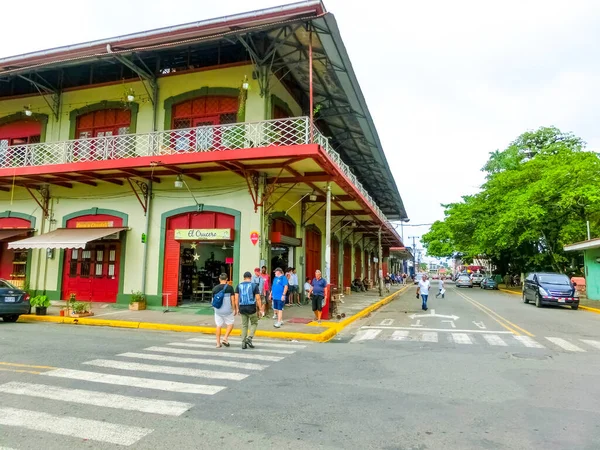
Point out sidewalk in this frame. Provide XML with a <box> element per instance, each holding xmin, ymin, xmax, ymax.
<box><xmin>18</xmin><ymin>285</ymin><xmax>410</xmax><ymax>342</ymax></box>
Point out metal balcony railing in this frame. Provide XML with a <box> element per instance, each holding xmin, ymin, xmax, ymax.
<box><xmin>0</xmin><ymin>116</ymin><xmax>391</xmax><ymax>226</ymax></box>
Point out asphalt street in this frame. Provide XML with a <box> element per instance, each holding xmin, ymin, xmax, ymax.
<box><xmin>1</xmin><ymin>282</ymin><xmax>599</xmax><ymax>449</ymax></box>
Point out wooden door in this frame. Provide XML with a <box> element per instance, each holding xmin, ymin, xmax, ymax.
<box><xmin>305</xmin><ymin>228</ymin><xmax>321</xmax><ymax>281</ymax></box>
<box><xmin>354</xmin><ymin>246</ymin><xmax>362</xmax><ymax>279</ymax></box>
<box><xmin>330</xmin><ymin>238</ymin><xmax>339</xmax><ymax>288</ymax></box>
<box><xmin>343</xmin><ymin>242</ymin><xmax>352</xmax><ymax>289</ymax></box>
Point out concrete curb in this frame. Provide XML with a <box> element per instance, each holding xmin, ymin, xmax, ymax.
<box><xmin>17</xmin><ymin>286</ymin><xmax>410</xmax><ymax>342</ymax></box>
<box><xmin>580</xmin><ymin>305</ymin><xmax>600</xmax><ymax>314</ymax></box>
<box><xmin>499</xmin><ymin>288</ymin><xmax>521</xmax><ymax>296</ymax></box>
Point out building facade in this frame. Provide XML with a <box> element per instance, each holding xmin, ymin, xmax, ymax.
<box><xmin>0</xmin><ymin>1</ymin><xmax>407</xmax><ymax>307</ymax></box>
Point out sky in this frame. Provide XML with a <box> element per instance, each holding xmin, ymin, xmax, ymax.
<box><xmin>1</xmin><ymin>0</ymin><xmax>599</xmax><ymax>253</ymax></box>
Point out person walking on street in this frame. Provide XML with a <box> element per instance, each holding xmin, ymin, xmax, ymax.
<box><xmin>212</xmin><ymin>273</ymin><xmax>236</xmax><ymax>348</ymax></box>
<box><xmin>260</xmin><ymin>266</ymin><xmax>271</xmax><ymax>319</ymax></box>
<box><xmin>436</xmin><ymin>277</ymin><xmax>445</xmax><ymax>299</ymax></box>
<box><xmin>309</xmin><ymin>269</ymin><xmax>327</xmax><ymax>324</ymax></box>
<box><xmin>270</xmin><ymin>267</ymin><xmax>288</xmax><ymax>328</ymax></box>
<box><xmin>236</xmin><ymin>271</ymin><xmax>262</xmax><ymax>349</ymax></box>
<box><xmin>290</xmin><ymin>268</ymin><xmax>301</xmax><ymax>306</ymax></box>
<box><xmin>417</xmin><ymin>274</ymin><xmax>431</xmax><ymax>311</ymax></box>
<box><xmin>252</xmin><ymin>267</ymin><xmax>266</xmax><ymax>318</ymax></box>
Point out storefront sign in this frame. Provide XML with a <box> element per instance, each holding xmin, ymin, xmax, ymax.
<box><xmin>225</xmin><ymin>257</ymin><xmax>234</xmax><ymax>264</ymax></box>
<box><xmin>76</xmin><ymin>221</ymin><xmax>114</xmax><ymax>228</ymax></box>
<box><xmin>250</xmin><ymin>231</ymin><xmax>260</xmax><ymax>246</ymax></box>
<box><xmin>174</xmin><ymin>228</ymin><xmax>233</xmax><ymax>241</ymax></box>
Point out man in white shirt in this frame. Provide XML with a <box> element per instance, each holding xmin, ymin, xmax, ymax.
<box><xmin>417</xmin><ymin>274</ymin><xmax>431</xmax><ymax>311</ymax></box>
<box><xmin>436</xmin><ymin>277</ymin><xmax>445</xmax><ymax>299</ymax></box>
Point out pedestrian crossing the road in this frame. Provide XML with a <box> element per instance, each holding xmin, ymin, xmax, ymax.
<box><xmin>0</xmin><ymin>336</ymin><xmax>308</xmax><ymax>447</ymax></box>
<box><xmin>348</xmin><ymin>327</ymin><xmax>600</xmax><ymax>354</ymax></box>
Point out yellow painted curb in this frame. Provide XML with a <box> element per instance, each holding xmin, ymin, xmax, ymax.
<box><xmin>580</xmin><ymin>305</ymin><xmax>600</xmax><ymax>314</ymax></box>
<box><xmin>16</xmin><ymin>287</ymin><xmax>409</xmax><ymax>343</ymax></box>
<box><xmin>499</xmin><ymin>288</ymin><xmax>521</xmax><ymax>296</ymax></box>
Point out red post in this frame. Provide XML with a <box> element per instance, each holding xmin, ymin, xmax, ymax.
<box><xmin>322</xmin><ymin>283</ymin><xmax>331</xmax><ymax>320</ymax></box>
<box><xmin>309</xmin><ymin>27</ymin><xmax>314</xmax><ymax>143</ymax></box>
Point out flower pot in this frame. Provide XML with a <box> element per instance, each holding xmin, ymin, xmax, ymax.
<box><xmin>59</xmin><ymin>309</ymin><xmax>65</xmax><ymax>317</ymax></box>
<box><xmin>70</xmin><ymin>311</ymin><xmax>94</xmax><ymax>318</ymax></box>
<box><xmin>129</xmin><ymin>302</ymin><xmax>146</xmax><ymax>311</ymax></box>
<box><xmin>35</xmin><ymin>307</ymin><xmax>47</xmax><ymax>316</ymax></box>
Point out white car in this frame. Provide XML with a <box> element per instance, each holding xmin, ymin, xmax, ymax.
<box><xmin>471</xmin><ymin>273</ymin><xmax>484</xmax><ymax>285</ymax></box>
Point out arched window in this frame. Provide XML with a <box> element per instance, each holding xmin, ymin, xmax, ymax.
<box><xmin>171</xmin><ymin>96</ymin><xmax>238</xmax><ymax>129</ymax></box>
<box><xmin>76</xmin><ymin>109</ymin><xmax>131</xmax><ymax>139</ymax></box>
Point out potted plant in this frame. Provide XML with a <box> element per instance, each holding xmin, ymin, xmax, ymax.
<box><xmin>70</xmin><ymin>301</ymin><xmax>94</xmax><ymax>318</ymax></box>
<box><xmin>30</xmin><ymin>295</ymin><xmax>50</xmax><ymax>316</ymax></box>
<box><xmin>129</xmin><ymin>291</ymin><xmax>146</xmax><ymax>311</ymax></box>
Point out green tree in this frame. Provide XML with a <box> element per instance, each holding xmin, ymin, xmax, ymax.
<box><xmin>422</xmin><ymin>126</ymin><xmax>600</xmax><ymax>274</ymax></box>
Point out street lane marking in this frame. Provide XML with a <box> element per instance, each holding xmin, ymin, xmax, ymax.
<box><xmin>187</xmin><ymin>337</ymin><xmax>306</xmax><ymax>349</ymax></box>
<box><xmin>167</xmin><ymin>342</ymin><xmax>295</xmax><ymax>355</ymax></box>
<box><xmin>580</xmin><ymin>339</ymin><xmax>600</xmax><ymax>350</ymax></box>
<box><xmin>482</xmin><ymin>334</ymin><xmax>508</xmax><ymax>346</ymax></box>
<box><xmin>83</xmin><ymin>359</ymin><xmax>248</xmax><ymax>381</ymax></box>
<box><xmin>390</xmin><ymin>330</ymin><xmax>410</xmax><ymax>341</ymax></box>
<box><xmin>454</xmin><ymin>289</ymin><xmax>532</xmax><ymax>336</ymax></box>
<box><xmin>0</xmin><ymin>368</ymin><xmax>41</xmax><ymax>375</ymax></box>
<box><xmin>451</xmin><ymin>333</ymin><xmax>473</xmax><ymax>345</ymax></box>
<box><xmin>416</xmin><ymin>332</ymin><xmax>438</xmax><ymax>343</ymax></box>
<box><xmin>349</xmin><ymin>329</ymin><xmax>381</xmax><ymax>342</ymax></box>
<box><xmin>144</xmin><ymin>346</ymin><xmax>284</xmax><ymax>362</ymax></box>
<box><xmin>0</xmin><ymin>406</ymin><xmax>152</xmax><ymax>446</ymax></box>
<box><xmin>0</xmin><ymin>382</ymin><xmax>193</xmax><ymax>416</ymax></box>
<box><xmin>380</xmin><ymin>319</ymin><xmax>394</xmax><ymax>326</ymax></box>
<box><xmin>546</xmin><ymin>338</ymin><xmax>586</xmax><ymax>352</ymax></box>
<box><xmin>361</xmin><ymin>326</ymin><xmax>513</xmax><ymax>334</ymax></box>
<box><xmin>0</xmin><ymin>361</ymin><xmax>55</xmax><ymax>370</ymax></box>
<box><xmin>43</xmin><ymin>368</ymin><xmax>225</xmax><ymax>395</ymax></box>
<box><xmin>514</xmin><ymin>336</ymin><xmax>545</xmax><ymax>348</ymax></box>
<box><xmin>118</xmin><ymin>352</ymin><xmax>268</xmax><ymax>371</ymax></box>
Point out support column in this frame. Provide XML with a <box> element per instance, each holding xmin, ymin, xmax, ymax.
<box><xmin>323</xmin><ymin>183</ymin><xmax>332</xmax><ymax>319</ymax></box>
<box><xmin>378</xmin><ymin>227</ymin><xmax>384</xmax><ymax>296</ymax></box>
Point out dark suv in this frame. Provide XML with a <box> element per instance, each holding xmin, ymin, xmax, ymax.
<box><xmin>522</xmin><ymin>272</ymin><xmax>579</xmax><ymax>310</ymax></box>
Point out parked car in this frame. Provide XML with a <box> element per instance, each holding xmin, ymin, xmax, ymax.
<box><xmin>0</xmin><ymin>279</ymin><xmax>30</xmax><ymax>322</ymax></box>
<box><xmin>456</xmin><ymin>275</ymin><xmax>473</xmax><ymax>288</ymax></box>
<box><xmin>471</xmin><ymin>273</ymin><xmax>484</xmax><ymax>285</ymax></box>
<box><xmin>522</xmin><ymin>272</ymin><xmax>579</xmax><ymax>310</ymax></box>
<box><xmin>480</xmin><ymin>277</ymin><xmax>498</xmax><ymax>290</ymax></box>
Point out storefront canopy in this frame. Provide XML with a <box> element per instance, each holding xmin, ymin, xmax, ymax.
<box><xmin>0</xmin><ymin>229</ymin><xmax>34</xmax><ymax>242</ymax></box>
<box><xmin>8</xmin><ymin>227</ymin><xmax>128</xmax><ymax>250</ymax></box>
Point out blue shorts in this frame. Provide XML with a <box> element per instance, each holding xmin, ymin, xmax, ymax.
<box><xmin>273</xmin><ymin>299</ymin><xmax>285</xmax><ymax>311</ymax></box>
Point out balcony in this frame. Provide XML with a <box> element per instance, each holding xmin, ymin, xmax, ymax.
<box><xmin>0</xmin><ymin>116</ymin><xmax>389</xmax><ymax>225</ymax></box>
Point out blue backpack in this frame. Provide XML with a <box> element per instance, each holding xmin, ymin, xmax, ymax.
<box><xmin>212</xmin><ymin>284</ymin><xmax>227</xmax><ymax>309</ymax></box>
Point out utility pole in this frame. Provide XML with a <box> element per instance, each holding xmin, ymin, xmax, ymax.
<box><xmin>378</xmin><ymin>227</ymin><xmax>383</xmax><ymax>296</ymax></box>
<box><xmin>410</xmin><ymin>236</ymin><xmax>418</xmax><ymax>276</ymax></box>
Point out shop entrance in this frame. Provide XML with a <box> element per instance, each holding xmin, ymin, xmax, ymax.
<box><xmin>269</xmin><ymin>216</ymin><xmax>300</xmax><ymax>280</ymax></box>
<box><xmin>163</xmin><ymin>211</ymin><xmax>236</xmax><ymax>306</ymax></box>
<box><xmin>179</xmin><ymin>241</ymin><xmax>233</xmax><ymax>303</ymax></box>
<box><xmin>0</xmin><ymin>217</ymin><xmax>33</xmax><ymax>289</ymax></box>
<box><xmin>60</xmin><ymin>214</ymin><xmax>125</xmax><ymax>302</ymax></box>
<box><xmin>270</xmin><ymin>245</ymin><xmax>293</xmax><ymax>274</ymax></box>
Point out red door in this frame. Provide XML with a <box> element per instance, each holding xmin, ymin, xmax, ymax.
<box><xmin>343</xmin><ymin>242</ymin><xmax>352</xmax><ymax>289</ymax></box>
<box><xmin>330</xmin><ymin>238</ymin><xmax>339</xmax><ymax>288</ymax></box>
<box><xmin>354</xmin><ymin>246</ymin><xmax>362</xmax><ymax>279</ymax></box>
<box><xmin>62</xmin><ymin>243</ymin><xmax>120</xmax><ymax>302</ymax></box>
<box><xmin>305</xmin><ymin>228</ymin><xmax>321</xmax><ymax>281</ymax></box>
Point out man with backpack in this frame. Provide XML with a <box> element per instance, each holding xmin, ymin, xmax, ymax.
<box><xmin>212</xmin><ymin>273</ymin><xmax>236</xmax><ymax>348</ymax></box>
<box><xmin>236</xmin><ymin>271</ymin><xmax>263</xmax><ymax>349</ymax></box>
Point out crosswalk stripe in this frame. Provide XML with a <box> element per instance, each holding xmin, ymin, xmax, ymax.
<box><xmin>580</xmin><ymin>339</ymin><xmax>600</xmax><ymax>350</ymax></box>
<box><xmin>546</xmin><ymin>337</ymin><xmax>586</xmax><ymax>352</ymax></box>
<box><xmin>390</xmin><ymin>330</ymin><xmax>410</xmax><ymax>341</ymax></box>
<box><xmin>83</xmin><ymin>359</ymin><xmax>248</xmax><ymax>381</ymax></box>
<box><xmin>168</xmin><ymin>342</ymin><xmax>295</xmax><ymax>355</ymax></box>
<box><xmin>417</xmin><ymin>332</ymin><xmax>438</xmax><ymax>343</ymax></box>
<box><xmin>482</xmin><ymin>334</ymin><xmax>508</xmax><ymax>346</ymax></box>
<box><xmin>451</xmin><ymin>333</ymin><xmax>473</xmax><ymax>345</ymax></box>
<box><xmin>43</xmin><ymin>368</ymin><xmax>225</xmax><ymax>395</ymax></box>
<box><xmin>514</xmin><ymin>336</ymin><xmax>545</xmax><ymax>348</ymax></box>
<box><xmin>349</xmin><ymin>329</ymin><xmax>381</xmax><ymax>342</ymax></box>
<box><xmin>187</xmin><ymin>337</ymin><xmax>306</xmax><ymax>350</ymax></box>
<box><xmin>0</xmin><ymin>406</ymin><xmax>152</xmax><ymax>446</ymax></box>
<box><xmin>118</xmin><ymin>352</ymin><xmax>268</xmax><ymax>371</ymax></box>
<box><xmin>144</xmin><ymin>346</ymin><xmax>284</xmax><ymax>362</ymax></box>
<box><xmin>380</xmin><ymin>319</ymin><xmax>394</xmax><ymax>326</ymax></box>
<box><xmin>0</xmin><ymin>382</ymin><xmax>193</xmax><ymax>416</ymax></box>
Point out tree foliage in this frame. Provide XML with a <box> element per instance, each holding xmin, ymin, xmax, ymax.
<box><xmin>422</xmin><ymin>126</ymin><xmax>600</xmax><ymax>274</ymax></box>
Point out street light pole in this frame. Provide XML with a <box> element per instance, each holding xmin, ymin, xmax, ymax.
<box><xmin>378</xmin><ymin>227</ymin><xmax>383</xmax><ymax>297</ymax></box>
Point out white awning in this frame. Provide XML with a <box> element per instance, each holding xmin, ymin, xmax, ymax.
<box><xmin>0</xmin><ymin>229</ymin><xmax>33</xmax><ymax>242</ymax></box>
<box><xmin>564</xmin><ymin>237</ymin><xmax>600</xmax><ymax>252</ymax></box>
<box><xmin>8</xmin><ymin>227</ymin><xmax>128</xmax><ymax>250</ymax></box>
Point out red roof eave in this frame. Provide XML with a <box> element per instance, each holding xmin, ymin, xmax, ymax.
<box><xmin>0</xmin><ymin>1</ymin><xmax>325</xmax><ymax>71</ymax></box>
